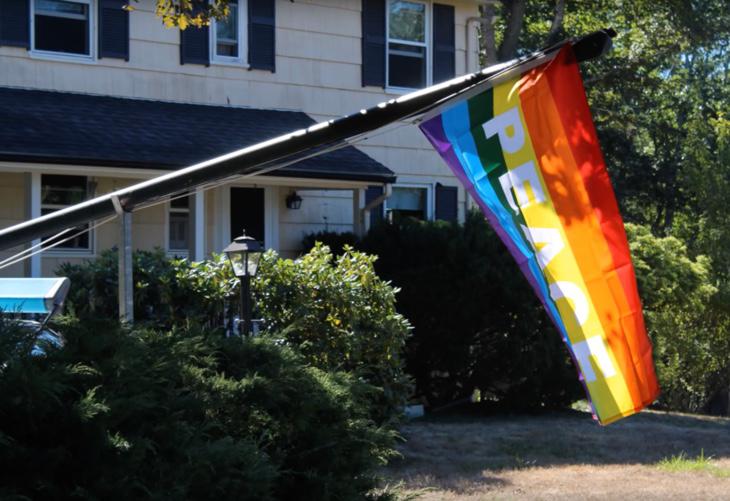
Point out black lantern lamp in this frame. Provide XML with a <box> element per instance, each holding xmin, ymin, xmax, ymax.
<box><xmin>223</xmin><ymin>230</ymin><xmax>263</xmax><ymax>335</ymax></box>
<box><xmin>285</xmin><ymin>191</ymin><xmax>303</xmax><ymax>210</ymax></box>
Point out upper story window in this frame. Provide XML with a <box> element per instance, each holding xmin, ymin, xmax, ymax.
<box><xmin>211</xmin><ymin>0</ymin><xmax>247</xmax><ymax>64</ymax></box>
<box><xmin>32</xmin><ymin>0</ymin><xmax>94</xmax><ymax>58</ymax></box>
<box><xmin>387</xmin><ymin>0</ymin><xmax>429</xmax><ymax>89</ymax></box>
<box><xmin>41</xmin><ymin>175</ymin><xmax>92</xmax><ymax>251</ymax></box>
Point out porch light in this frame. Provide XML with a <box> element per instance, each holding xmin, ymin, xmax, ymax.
<box><xmin>223</xmin><ymin>230</ymin><xmax>263</xmax><ymax>335</ymax></box>
<box><xmin>285</xmin><ymin>192</ymin><xmax>303</xmax><ymax>210</ymax></box>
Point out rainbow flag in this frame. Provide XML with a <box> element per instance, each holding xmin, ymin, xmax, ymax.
<box><xmin>420</xmin><ymin>46</ymin><xmax>659</xmax><ymax>424</ymax></box>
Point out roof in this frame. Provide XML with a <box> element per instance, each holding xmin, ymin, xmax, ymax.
<box><xmin>0</xmin><ymin>87</ymin><xmax>396</xmax><ymax>184</ymax></box>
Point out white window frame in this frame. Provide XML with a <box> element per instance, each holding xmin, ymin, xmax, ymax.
<box><xmin>210</xmin><ymin>0</ymin><xmax>249</xmax><ymax>67</ymax></box>
<box><xmin>383</xmin><ymin>182</ymin><xmax>433</xmax><ymax>221</ymax></box>
<box><xmin>385</xmin><ymin>0</ymin><xmax>432</xmax><ymax>92</ymax></box>
<box><xmin>165</xmin><ymin>196</ymin><xmax>191</xmax><ymax>258</ymax></box>
<box><xmin>30</xmin><ymin>0</ymin><xmax>96</xmax><ymax>62</ymax></box>
<box><xmin>40</xmin><ymin>174</ymin><xmax>95</xmax><ymax>256</ymax></box>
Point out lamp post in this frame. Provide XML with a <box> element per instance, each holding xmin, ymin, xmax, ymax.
<box><xmin>223</xmin><ymin>230</ymin><xmax>263</xmax><ymax>336</ymax></box>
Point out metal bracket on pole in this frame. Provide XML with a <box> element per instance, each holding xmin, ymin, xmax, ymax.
<box><xmin>118</xmin><ymin>210</ymin><xmax>133</xmax><ymax>323</ymax></box>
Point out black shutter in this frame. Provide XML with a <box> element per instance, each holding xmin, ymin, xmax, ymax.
<box><xmin>99</xmin><ymin>0</ymin><xmax>129</xmax><ymax>60</ymax></box>
<box><xmin>365</xmin><ymin>185</ymin><xmax>384</xmax><ymax>225</ymax></box>
<box><xmin>361</xmin><ymin>0</ymin><xmax>385</xmax><ymax>87</ymax></box>
<box><xmin>0</xmin><ymin>0</ymin><xmax>29</xmax><ymax>48</ymax></box>
<box><xmin>248</xmin><ymin>0</ymin><xmax>275</xmax><ymax>72</ymax></box>
<box><xmin>435</xmin><ymin>184</ymin><xmax>458</xmax><ymax>222</ymax></box>
<box><xmin>432</xmin><ymin>3</ymin><xmax>455</xmax><ymax>83</ymax></box>
<box><xmin>180</xmin><ymin>9</ymin><xmax>209</xmax><ymax>66</ymax></box>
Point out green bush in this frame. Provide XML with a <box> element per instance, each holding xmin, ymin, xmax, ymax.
<box><xmin>305</xmin><ymin>213</ymin><xmax>582</xmax><ymax>412</ymax></box>
<box><xmin>58</xmin><ymin>249</ymin><xmax>238</xmax><ymax>329</ymax></box>
<box><xmin>58</xmin><ymin>247</ymin><xmax>411</xmax><ymax>423</ymax></box>
<box><xmin>0</xmin><ymin>317</ymin><xmax>397</xmax><ymax>500</ymax></box>
<box><xmin>626</xmin><ymin>223</ymin><xmax>730</xmax><ymax>412</ymax></box>
<box><xmin>253</xmin><ymin>245</ymin><xmax>412</xmax><ymax>424</ymax></box>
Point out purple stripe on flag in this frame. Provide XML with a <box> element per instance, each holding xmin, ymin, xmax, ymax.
<box><xmin>419</xmin><ymin>116</ymin><xmax>543</xmax><ymax>295</ymax></box>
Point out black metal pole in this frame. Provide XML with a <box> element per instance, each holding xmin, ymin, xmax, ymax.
<box><xmin>0</xmin><ymin>29</ymin><xmax>615</xmax><ymax>253</ymax></box>
<box><xmin>240</xmin><ymin>275</ymin><xmax>251</xmax><ymax>336</ymax></box>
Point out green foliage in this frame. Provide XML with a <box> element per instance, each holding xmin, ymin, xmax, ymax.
<box><xmin>305</xmin><ymin>213</ymin><xmax>583</xmax><ymax>412</ymax></box>
<box><xmin>58</xmin><ymin>249</ymin><xmax>237</xmax><ymax>329</ymax></box>
<box><xmin>58</xmin><ymin>247</ymin><xmax>411</xmax><ymax>423</ymax></box>
<box><xmin>0</xmin><ymin>318</ymin><xmax>397</xmax><ymax>500</ymax></box>
<box><xmin>626</xmin><ymin>224</ymin><xmax>729</xmax><ymax>412</ymax></box>
<box><xmin>253</xmin><ymin>245</ymin><xmax>412</xmax><ymax>424</ymax></box>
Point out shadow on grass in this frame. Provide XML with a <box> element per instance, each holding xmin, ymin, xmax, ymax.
<box><xmin>384</xmin><ymin>409</ymin><xmax>730</xmax><ymax>493</ymax></box>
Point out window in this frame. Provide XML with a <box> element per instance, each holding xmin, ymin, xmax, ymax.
<box><xmin>385</xmin><ymin>186</ymin><xmax>430</xmax><ymax>222</ymax></box>
<box><xmin>211</xmin><ymin>0</ymin><xmax>247</xmax><ymax>64</ymax></box>
<box><xmin>168</xmin><ymin>195</ymin><xmax>190</xmax><ymax>254</ymax></box>
<box><xmin>387</xmin><ymin>0</ymin><xmax>429</xmax><ymax>89</ymax></box>
<box><xmin>41</xmin><ymin>175</ymin><xmax>92</xmax><ymax>251</ymax></box>
<box><xmin>33</xmin><ymin>0</ymin><xmax>93</xmax><ymax>57</ymax></box>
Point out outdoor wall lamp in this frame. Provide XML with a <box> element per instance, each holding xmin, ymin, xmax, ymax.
<box><xmin>285</xmin><ymin>192</ymin><xmax>303</xmax><ymax>210</ymax></box>
<box><xmin>223</xmin><ymin>230</ymin><xmax>263</xmax><ymax>335</ymax></box>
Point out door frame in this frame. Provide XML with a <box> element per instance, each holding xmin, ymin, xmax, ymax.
<box><xmin>216</xmin><ymin>183</ymin><xmax>279</xmax><ymax>252</ymax></box>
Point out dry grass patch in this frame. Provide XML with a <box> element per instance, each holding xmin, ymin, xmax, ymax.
<box><xmin>384</xmin><ymin>409</ymin><xmax>730</xmax><ymax>500</ymax></box>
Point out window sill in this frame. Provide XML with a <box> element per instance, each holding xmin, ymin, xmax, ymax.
<box><xmin>386</xmin><ymin>85</ymin><xmax>427</xmax><ymax>96</ymax></box>
<box><xmin>43</xmin><ymin>249</ymin><xmax>95</xmax><ymax>258</ymax></box>
<box><xmin>30</xmin><ymin>50</ymin><xmax>95</xmax><ymax>65</ymax></box>
<box><xmin>210</xmin><ymin>59</ymin><xmax>250</xmax><ymax>69</ymax></box>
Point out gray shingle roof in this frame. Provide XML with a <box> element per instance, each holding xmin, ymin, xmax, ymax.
<box><xmin>0</xmin><ymin>87</ymin><xmax>396</xmax><ymax>183</ymax></box>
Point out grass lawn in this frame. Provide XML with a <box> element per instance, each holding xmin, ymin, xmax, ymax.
<box><xmin>382</xmin><ymin>409</ymin><xmax>730</xmax><ymax>500</ymax></box>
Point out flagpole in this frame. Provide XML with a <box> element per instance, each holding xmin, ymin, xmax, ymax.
<box><xmin>0</xmin><ymin>29</ymin><xmax>615</xmax><ymax>253</ymax></box>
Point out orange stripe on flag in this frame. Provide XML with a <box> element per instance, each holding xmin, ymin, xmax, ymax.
<box><xmin>518</xmin><ymin>58</ymin><xmax>649</xmax><ymax>410</ymax></box>
<box><xmin>543</xmin><ymin>48</ymin><xmax>659</xmax><ymax>403</ymax></box>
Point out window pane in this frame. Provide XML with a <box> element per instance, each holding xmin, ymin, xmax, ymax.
<box><xmin>216</xmin><ymin>4</ymin><xmax>238</xmax><ymax>57</ymax></box>
<box><xmin>388</xmin><ymin>42</ymin><xmax>426</xmax><ymax>88</ymax></box>
<box><xmin>35</xmin><ymin>0</ymin><xmax>89</xmax><ymax>55</ymax></box>
<box><xmin>387</xmin><ymin>187</ymin><xmax>426</xmax><ymax>221</ymax></box>
<box><xmin>388</xmin><ymin>0</ymin><xmax>425</xmax><ymax>43</ymax></box>
<box><xmin>41</xmin><ymin>208</ymin><xmax>90</xmax><ymax>249</ymax></box>
<box><xmin>169</xmin><ymin>212</ymin><xmax>190</xmax><ymax>250</ymax></box>
<box><xmin>41</xmin><ymin>175</ymin><xmax>87</xmax><ymax>206</ymax></box>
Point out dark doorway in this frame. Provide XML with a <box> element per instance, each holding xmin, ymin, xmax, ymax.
<box><xmin>230</xmin><ymin>187</ymin><xmax>265</xmax><ymax>243</ymax></box>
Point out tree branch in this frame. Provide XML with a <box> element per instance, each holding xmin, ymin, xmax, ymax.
<box><xmin>497</xmin><ymin>0</ymin><xmax>526</xmax><ymax>62</ymax></box>
<box><xmin>546</xmin><ymin>0</ymin><xmax>566</xmax><ymax>46</ymax></box>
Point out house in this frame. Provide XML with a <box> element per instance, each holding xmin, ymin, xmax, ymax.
<box><xmin>0</xmin><ymin>0</ymin><xmax>480</xmax><ymax>277</ymax></box>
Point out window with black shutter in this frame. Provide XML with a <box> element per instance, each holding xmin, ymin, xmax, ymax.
<box><xmin>98</xmin><ymin>0</ymin><xmax>128</xmax><ymax>60</ymax></box>
<box><xmin>435</xmin><ymin>183</ymin><xmax>458</xmax><ymax>222</ymax></box>
<box><xmin>432</xmin><ymin>3</ymin><xmax>454</xmax><ymax>83</ymax></box>
<box><xmin>0</xmin><ymin>0</ymin><xmax>30</xmax><ymax>48</ymax></box>
<box><xmin>361</xmin><ymin>0</ymin><xmax>385</xmax><ymax>87</ymax></box>
<box><xmin>180</xmin><ymin>19</ymin><xmax>209</xmax><ymax>65</ymax></box>
<box><xmin>211</xmin><ymin>0</ymin><xmax>245</xmax><ymax>63</ymax></box>
<box><xmin>248</xmin><ymin>0</ymin><xmax>274</xmax><ymax>71</ymax></box>
<box><xmin>362</xmin><ymin>1</ymin><xmax>456</xmax><ymax>90</ymax></box>
<box><xmin>33</xmin><ymin>0</ymin><xmax>93</xmax><ymax>57</ymax></box>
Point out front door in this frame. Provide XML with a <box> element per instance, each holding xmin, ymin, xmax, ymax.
<box><xmin>230</xmin><ymin>187</ymin><xmax>265</xmax><ymax>244</ymax></box>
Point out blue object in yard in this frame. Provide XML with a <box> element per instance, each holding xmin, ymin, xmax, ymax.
<box><xmin>0</xmin><ymin>277</ymin><xmax>71</xmax><ymax>315</ymax></box>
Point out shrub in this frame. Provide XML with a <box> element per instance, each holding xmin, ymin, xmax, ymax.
<box><xmin>626</xmin><ymin>223</ymin><xmax>730</xmax><ymax>412</ymax></box>
<box><xmin>0</xmin><ymin>317</ymin><xmax>397</xmax><ymax>500</ymax></box>
<box><xmin>57</xmin><ymin>247</ymin><xmax>411</xmax><ymax>423</ymax></box>
<box><xmin>305</xmin><ymin>212</ymin><xmax>582</xmax><ymax>412</ymax></box>
<box><xmin>58</xmin><ymin>249</ymin><xmax>238</xmax><ymax>329</ymax></box>
<box><xmin>253</xmin><ymin>245</ymin><xmax>412</xmax><ymax>424</ymax></box>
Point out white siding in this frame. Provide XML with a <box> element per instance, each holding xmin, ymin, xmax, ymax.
<box><xmin>0</xmin><ymin>0</ymin><xmax>479</xmax><ymax>263</ymax></box>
